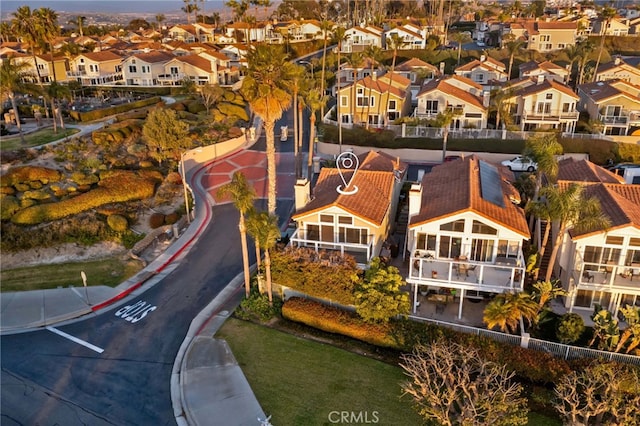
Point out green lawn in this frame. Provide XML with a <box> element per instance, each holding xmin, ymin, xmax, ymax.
<box><xmin>0</xmin><ymin>257</ymin><xmax>144</xmax><ymax>292</ymax></box>
<box><xmin>217</xmin><ymin>318</ymin><xmax>562</xmax><ymax>426</ymax></box>
<box><xmin>1</xmin><ymin>127</ymin><xmax>79</xmax><ymax>151</ymax></box>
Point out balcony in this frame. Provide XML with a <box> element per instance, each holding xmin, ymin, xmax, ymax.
<box><xmin>573</xmin><ymin>260</ymin><xmax>640</xmax><ymax>293</ymax></box>
<box><xmin>522</xmin><ymin>109</ymin><xmax>579</xmax><ymax>122</ymax></box>
<box><xmin>407</xmin><ymin>254</ymin><xmax>526</xmax><ymax>293</ymax></box>
<box><xmin>599</xmin><ymin>114</ymin><xmax>629</xmax><ymax>126</ymax></box>
<box><xmin>289</xmin><ymin>228</ymin><xmax>375</xmax><ymax>266</ymax></box>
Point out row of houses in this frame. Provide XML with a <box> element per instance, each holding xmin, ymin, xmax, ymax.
<box><xmin>336</xmin><ymin>56</ymin><xmax>640</xmax><ymax>136</ymax></box>
<box><xmin>290</xmin><ymin>151</ymin><xmax>640</xmax><ymax>320</ymax></box>
<box><xmin>1</xmin><ymin>42</ymin><xmax>245</xmax><ymax>87</ymax></box>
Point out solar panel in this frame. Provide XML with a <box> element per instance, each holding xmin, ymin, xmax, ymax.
<box><xmin>479</xmin><ymin>160</ymin><xmax>505</xmax><ymax>207</ymax></box>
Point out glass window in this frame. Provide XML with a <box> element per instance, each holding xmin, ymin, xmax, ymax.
<box><xmin>338</xmin><ymin>216</ymin><xmax>352</xmax><ymax>225</ymax></box>
<box><xmin>606</xmin><ymin>236</ymin><xmax>624</xmax><ymax>245</ymax></box>
<box><xmin>630</xmin><ymin>238</ymin><xmax>640</xmax><ymax>247</ymax></box>
<box><xmin>440</xmin><ymin>219</ymin><xmax>465</xmax><ymax>232</ymax></box>
<box><xmin>472</xmin><ymin>220</ymin><xmax>497</xmax><ymax>235</ymax></box>
<box><xmin>307</xmin><ymin>224</ymin><xmax>319</xmax><ymax>240</ymax></box>
<box><xmin>341</xmin><ymin>96</ymin><xmax>348</xmax><ymax>107</ymax></box>
<box><xmin>388</xmin><ymin>100</ymin><xmax>397</xmax><ymax>110</ymax></box>
<box><xmin>440</xmin><ymin>236</ymin><xmax>462</xmax><ymax>258</ymax></box>
<box><xmin>471</xmin><ymin>238</ymin><xmax>495</xmax><ymax>262</ymax></box>
<box><xmin>497</xmin><ymin>240</ymin><xmax>520</xmax><ymax>258</ymax></box>
<box><xmin>129</xmin><ymin>65</ymin><xmax>137</xmax><ymax>73</ymax></box>
<box><xmin>320</xmin><ymin>214</ymin><xmax>333</xmax><ymax>223</ymax></box>
<box><xmin>545</xmin><ymin>93</ymin><xmax>553</xmax><ymax>100</ymax></box>
<box><xmin>416</xmin><ymin>233</ymin><xmax>437</xmax><ymax>251</ymax></box>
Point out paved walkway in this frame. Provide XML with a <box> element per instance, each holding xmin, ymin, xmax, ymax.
<box><xmin>0</xmin><ymin>135</ymin><xmax>302</xmax><ymax>424</ymax></box>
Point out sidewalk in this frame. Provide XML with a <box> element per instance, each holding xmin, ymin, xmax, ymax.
<box><xmin>0</xmin><ymin>151</ymin><xmax>268</xmax><ymax>425</ymax></box>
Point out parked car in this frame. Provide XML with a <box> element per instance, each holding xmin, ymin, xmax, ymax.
<box><xmin>607</xmin><ymin>163</ymin><xmax>640</xmax><ymax>176</ymax></box>
<box><xmin>501</xmin><ymin>156</ymin><xmax>537</xmax><ymax>172</ymax></box>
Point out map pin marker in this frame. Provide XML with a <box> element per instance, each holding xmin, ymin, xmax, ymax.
<box><xmin>336</xmin><ymin>151</ymin><xmax>359</xmax><ymax>195</ymax></box>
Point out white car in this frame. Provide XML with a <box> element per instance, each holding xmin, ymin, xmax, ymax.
<box><xmin>501</xmin><ymin>156</ymin><xmax>537</xmax><ymax>172</ymax></box>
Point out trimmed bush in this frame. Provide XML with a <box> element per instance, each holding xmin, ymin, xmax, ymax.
<box><xmin>270</xmin><ymin>247</ymin><xmax>360</xmax><ymax>305</ymax></box>
<box><xmin>11</xmin><ymin>171</ymin><xmax>159</xmax><ymax>225</ymax></box>
<box><xmin>92</xmin><ymin>120</ymin><xmax>142</xmax><ymax>146</ymax></box>
<box><xmin>0</xmin><ymin>196</ymin><xmax>20</xmax><ymax>220</ymax></box>
<box><xmin>0</xmin><ymin>186</ymin><xmax>15</xmax><ymax>195</ymax></box>
<box><xmin>149</xmin><ymin>212</ymin><xmax>165</xmax><ymax>229</ymax></box>
<box><xmin>22</xmin><ymin>190</ymin><xmax>51</xmax><ymax>201</ymax></box>
<box><xmin>69</xmin><ymin>97</ymin><xmax>160</xmax><ymax>122</ymax></box>
<box><xmin>107</xmin><ymin>214</ymin><xmax>129</xmax><ymax>232</ymax></box>
<box><xmin>0</xmin><ymin>166</ymin><xmax>62</xmax><ymax>187</ymax></box>
<box><xmin>216</xmin><ymin>102</ymin><xmax>249</xmax><ymax>122</ymax></box>
<box><xmin>283</xmin><ymin>297</ymin><xmax>398</xmax><ymax>348</ymax></box>
<box><xmin>139</xmin><ymin>160</ymin><xmax>154</xmax><ymax>168</ymax></box>
<box><xmin>186</xmin><ymin>101</ymin><xmax>206</xmax><ymax>114</ymax></box>
<box><xmin>164</xmin><ymin>212</ymin><xmax>179</xmax><ymax>225</ymax></box>
<box><xmin>70</xmin><ymin>172</ymin><xmax>99</xmax><ymax>186</ymax></box>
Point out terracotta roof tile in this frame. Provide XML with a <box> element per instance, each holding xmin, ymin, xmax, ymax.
<box><xmin>409</xmin><ymin>155</ymin><xmax>529</xmax><ymax>237</ymax></box>
<box><xmin>175</xmin><ymin>54</ymin><xmax>212</xmax><ymax>72</ymax></box>
<box><xmin>293</xmin><ymin>151</ymin><xmax>404</xmax><ymax>225</ymax></box>
<box><xmin>416</xmin><ymin>78</ymin><xmax>485</xmax><ymax>110</ymax></box>
<box><xmin>557</xmin><ymin>158</ymin><xmax>625</xmax><ymax>184</ymax></box>
<box><xmin>79</xmin><ymin>51</ymin><xmax>123</xmax><ymax>62</ymax></box>
<box><xmin>130</xmin><ymin>50</ymin><xmax>175</xmax><ymax>63</ymax></box>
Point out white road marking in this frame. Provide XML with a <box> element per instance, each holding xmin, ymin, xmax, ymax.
<box><xmin>46</xmin><ymin>326</ymin><xmax>104</xmax><ymax>354</ymax></box>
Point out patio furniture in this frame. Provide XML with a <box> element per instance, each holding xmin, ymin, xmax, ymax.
<box><xmin>582</xmin><ymin>270</ymin><xmax>594</xmax><ymax>283</ymax></box>
<box><xmin>604</xmin><ymin>261</ymin><xmax>615</xmax><ymax>278</ymax></box>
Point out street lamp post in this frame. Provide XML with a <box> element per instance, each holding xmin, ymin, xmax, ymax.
<box><xmin>181</xmin><ymin>151</ymin><xmax>191</xmax><ymax>224</ymax></box>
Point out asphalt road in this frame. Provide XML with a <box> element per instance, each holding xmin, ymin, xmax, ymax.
<box><xmin>1</xmin><ymin>106</ymin><xmax>298</xmax><ymax>425</ymax></box>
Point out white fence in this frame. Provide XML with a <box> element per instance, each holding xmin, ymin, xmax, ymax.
<box><xmin>322</xmin><ymin>116</ymin><xmax>613</xmax><ymax>141</ymax></box>
<box><xmin>410</xmin><ymin>315</ymin><xmax>640</xmax><ymax>366</ymax></box>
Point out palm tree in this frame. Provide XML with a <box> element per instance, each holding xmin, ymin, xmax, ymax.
<box><xmin>216</xmin><ymin>172</ymin><xmax>256</xmax><ymax>298</ymax></box>
<box><xmin>12</xmin><ymin>6</ymin><xmax>44</xmax><ymax>84</ymax></box>
<box><xmin>363</xmin><ymin>45</ymin><xmax>383</xmax><ymax>128</ymax></box>
<box><xmin>541</xmin><ymin>183</ymin><xmax>611</xmax><ymax>282</ymax></box>
<box><xmin>449</xmin><ymin>31</ymin><xmax>471</xmax><ymax>66</ymax></box>
<box><xmin>304</xmin><ymin>83</ymin><xmax>327</xmax><ymax>178</ymax></box>
<box><xmin>45</xmin><ymin>82</ymin><xmax>70</xmax><ymax>133</ymax></box>
<box><xmin>576</xmin><ymin>41</ymin><xmax>595</xmax><ymax>86</ymax></box>
<box><xmin>489</xmin><ymin>86</ymin><xmax>514</xmax><ymax>131</ymax></box>
<box><xmin>333</xmin><ymin>26</ymin><xmax>349</xmax><ymax>153</ymax></box>
<box><xmin>483</xmin><ymin>292</ymin><xmax>539</xmax><ymax>334</ymax></box>
<box><xmin>69</xmin><ymin>15</ymin><xmax>86</xmax><ymax>37</ymax></box>
<box><xmin>523</xmin><ymin>133</ymin><xmax>563</xmax><ymax>229</ymax></box>
<box><xmin>35</xmin><ymin>8</ymin><xmax>60</xmax><ymax>82</ymax></box>
<box><xmin>382</xmin><ymin>33</ymin><xmax>405</xmax><ymax>123</ymax></box>
<box><xmin>286</xmin><ymin>64</ymin><xmax>305</xmax><ymax>178</ymax></box>
<box><xmin>183</xmin><ymin>0</ymin><xmax>193</xmax><ymax>24</ymax></box>
<box><xmin>504</xmin><ymin>37</ymin><xmax>526</xmax><ymax>79</ymax></box>
<box><xmin>318</xmin><ymin>19</ymin><xmax>333</xmax><ymax>119</ymax></box>
<box><xmin>155</xmin><ymin>14</ymin><xmax>166</xmax><ymax>33</ymax></box>
<box><xmin>345</xmin><ymin>52</ymin><xmax>364</xmax><ymax>126</ymax></box>
<box><xmin>592</xmin><ymin>5</ymin><xmax>617</xmax><ymax>83</ymax></box>
<box><xmin>563</xmin><ymin>44</ymin><xmax>581</xmax><ymax>86</ymax></box>
<box><xmin>241</xmin><ymin>44</ymin><xmax>294</xmax><ymax>215</ymax></box>
<box><xmin>434</xmin><ymin>109</ymin><xmax>459</xmax><ymax>163</ymax></box>
<box><xmin>246</xmin><ymin>211</ymin><xmax>280</xmax><ymax>305</ymax></box>
<box><xmin>0</xmin><ymin>59</ymin><xmax>36</xmax><ymax>143</ymax></box>
<box><xmin>0</xmin><ymin>22</ymin><xmax>14</xmax><ymax>43</ymax></box>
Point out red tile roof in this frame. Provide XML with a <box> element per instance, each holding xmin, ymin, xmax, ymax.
<box><xmin>292</xmin><ymin>151</ymin><xmax>405</xmax><ymax>225</ymax></box>
<box><xmin>557</xmin><ymin>158</ymin><xmax>625</xmax><ymax>184</ymax></box>
<box><xmin>409</xmin><ymin>155</ymin><xmax>529</xmax><ymax>237</ymax></box>
<box><xmin>416</xmin><ymin>78</ymin><xmax>485</xmax><ymax>110</ymax></box>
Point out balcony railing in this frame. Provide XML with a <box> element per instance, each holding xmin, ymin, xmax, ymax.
<box><xmin>289</xmin><ymin>228</ymin><xmax>375</xmax><ymax>266</ymax></box>
<box><xmin>407</xmin><ymin>254</ymin><xmax>526</xmax><ymax>293</ymax></box>
<box><xmin>572</xmin><ymin>259</ymin><xmax>640</xmax><ymax>292</ymax></box>
<box><xmin>522</xmin><ymin>109</ymin><xmax>579</xmax><ymax>122</ymax></box>
<box><xmin>157</xmin><ymin>73</ymin><xmax>185</xmax><ymax>81</ymax></box>
<box><xmin>599</xmin><ymin>114</ymin><xmax>629</xmax><ymax>126</ymax></box>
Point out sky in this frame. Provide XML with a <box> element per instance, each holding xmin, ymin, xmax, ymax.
<box><xmin>1</xmin><ymin>0</ymin><xmax>229</xmax><ymax>14</ymax></box>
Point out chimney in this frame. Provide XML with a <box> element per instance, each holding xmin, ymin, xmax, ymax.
<box><xmin>408</xmin><ymin>183</ymin><xmax>422</xmax><ymax>219</ymax></box>
<box><xmin>482</xmin><ymin>91</ymin><xmax>490</xmax><ymax>108</ymax></box>
<box><xmin>294</xmin><ymin>178</ymin><xmax>310</xmax><ymax>211</ymax></box>
<box><xmin>537</xmin><ymin>74</ymin><xmax>545</xmax><ymax>84</ymax></box>
<box><xmin>439</xmin><ymin>61</ymin><xmax>445</xmax><ymax>75</ymax></box>
<box><xmin>480</xmin><ymin>54</ymin><xmax>486</xmax><ymax>62</ymax></box>
<box><xmin>614</xmin><ymin>56</ymin><xmax>621</xmax><ymax>65</ymax></box>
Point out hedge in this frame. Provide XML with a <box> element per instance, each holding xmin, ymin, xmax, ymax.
<box><xmin>270</xmin><ymin>247</ymin><xmax>360</xmax><ymax>305</ymax></box>
<box><xmin>0</xmin><ymin>166</ymin><xmax>62</xmax><ymax>187</ymax></box>
<box><xmin>11</xmin><ymin>171</ymin><xmax>160</xmax><ymax>225</ymax></box>
<box><xmin>69</xmin><ymin>97</ymin><xmax>161</xmax><ymax>122</ymax></box>
<box><xmin>92</xmin><ymin>120</ymin><xmax>143</xmax><ymax>145</ymax></box>
<box><xmin>283</xmin><ymin>297</ymin><xmax>572</xmax><ymax>385</ymax></box>
<box><xmin>282</xmin><ymin>297</ymin><xmax>397</xmax><ymax>348</ymax></box>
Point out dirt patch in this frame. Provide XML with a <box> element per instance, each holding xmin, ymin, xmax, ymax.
<box><xmin>1</xmin><ymin>241</ymin><xmax>128</xmax><ymax>269</ymax></box>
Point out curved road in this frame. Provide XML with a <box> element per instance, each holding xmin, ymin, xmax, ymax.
<box><xmin>1</xmin><ymin>203</ymin><xmax>249</xmax><ymax>425</ymax></box>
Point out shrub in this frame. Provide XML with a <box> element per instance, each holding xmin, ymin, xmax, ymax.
<box><xmin>69</xmin><ymin>97</ymin><xmax>160</xmax><ymax>122</ymax></box>
<box><xmin>186</xmin><ymin>101</ymin><xmax>206</xmax><ymax>114</ymax></box>
<box><xmin>0</xmin><ymin>186</ymin><xmax>15</xmax><ymax>195</ymax></box>
<box><xmin>121</xmin><ymin>231</ymin><xmax>145</xmax><ymax>249</ymax></box>
<box><xmin>0</xmin><ymin>166</ymin><xmax>62</xmax><ymax>187</ymax></box>
<box><xmin>107</xmin><ymin>214</ymin><xmax>129</xmax><ymax>232</ymax></box>
<box><xmin>557</xmin><ymin>313</ymin><xmax>586</xmax><ymax>344</ymax></box>
<box><xmin>0</xmin><ymin>196</ymin><xmax>20</xmax><ymax>220</ymax></box>
<box><xmin>22</xmin><ymin>190</ymin><xmax>51</xmax><ymax>201</ymax></box>
<box><xmin>11</xmin><ymin>171</ymin><xmax>158</xmax><ymax>225</ymax></box>
<box><xmin>70</xmin><ymin>172</ymin><xmax>99</xmax><ymax>186</ymax></box>
<box><xmin>282</xmin><ymin>297</ymin><xmax>397</xmax><ymax>348</ymax></box>
<box><xmin>165</xmin><ymin>172</ymin><xmax>182</xmax><ymax>185</ymax></box>
<box><xmin>164</xmin><ymin>212</ymin><xmax>179</xmax><ymax>225</ymax></box>
<box><xmin>139</xmin><ymin>160</ymin><xmax>154</xmax><ymax>168</ymax></box>
<box><xmin>270</xmin><ymin>247</ymin><xmax>360</xmax><ymax>305</ymax></box>
<box><xmin>149</xmin><ymin>212</ymin><xmax>165</xmax><ymax>229</ymax></box>
<box><xmin>216</xmin><ymin>102</ymin><xmax>249</xmax><ymax>122</ymax></box>
<box><xmin>235</xmin><ymin>291</ymin><xmax>281</xmax><ymax>322</ymax></box>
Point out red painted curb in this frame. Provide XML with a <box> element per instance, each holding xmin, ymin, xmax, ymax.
<box><xmin>195</xmin><ymin>283</ymin><xmax>244</xmax><ymax>336</ymax></box>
